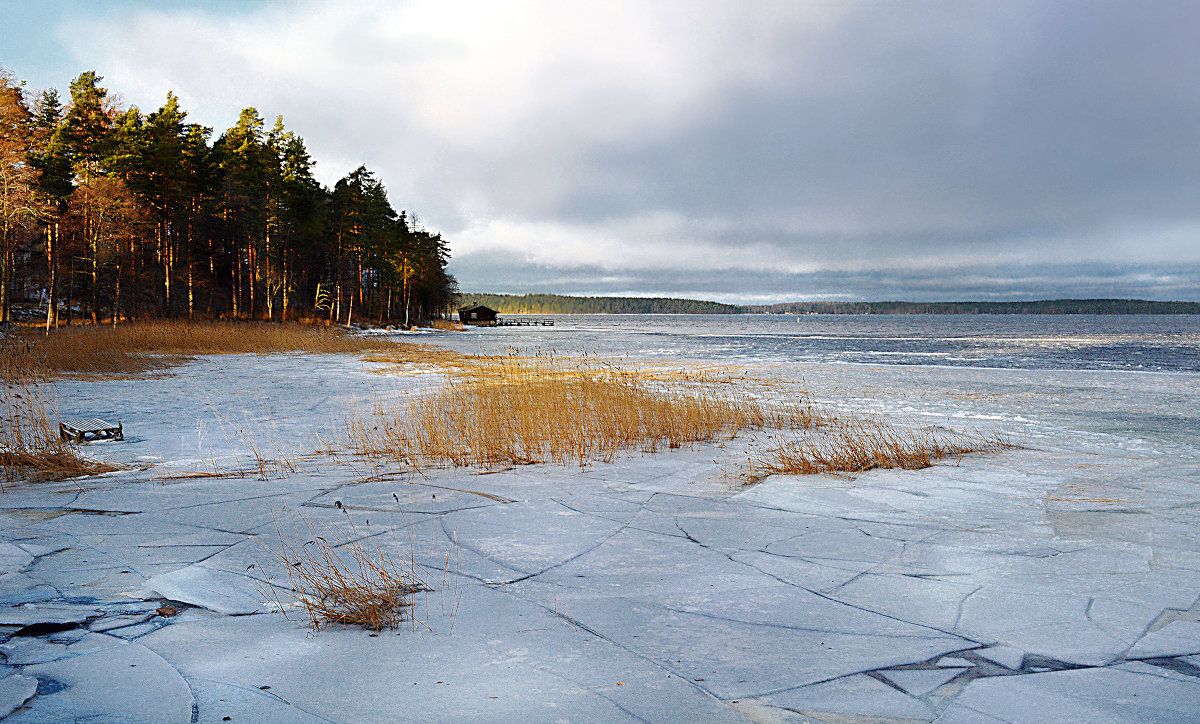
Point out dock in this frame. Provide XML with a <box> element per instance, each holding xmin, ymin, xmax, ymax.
<box><xmin>497</xmin><ymin>318</ymin><xmax>554</xmax><ymax>327</ymax></box>
<box><xmin>60</xmin><ymin>417</ymin><xmax>123</xmax><ymax>442</ymax></box>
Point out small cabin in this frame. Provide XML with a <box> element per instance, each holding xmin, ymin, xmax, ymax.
<box><xmin>458</xmin><ymin>304</ymin><xmax>499</xmax><ymax>326</ymax></box>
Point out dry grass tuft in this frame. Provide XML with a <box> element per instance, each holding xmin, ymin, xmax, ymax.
<box><xmin>347</xmin><ymin>354</ymin><xmax>819</xmax><ymax>469</ymax></box>
<box><xmin>263</xmin><ymin>511</ymin><xmax>429</xmax><ymax>631</ymax></box>
<box><xmin>16</xmin><ymin>321</ymin><xmax>403</xmax><ymax>377</ymax></box>
<box><xmin>429</xmin><ymin>318</ymin><xmax>465</xmax><ymax>331</ymax></box>
<box><xmin>748</xmin><ymin>420</ymin><xmax>1015</xmax><ymax>482</ymax></box>
<box><xmin>0</xmin><ymin>338</ymin><xmax>122</xmax><ymax>487</ymax></box>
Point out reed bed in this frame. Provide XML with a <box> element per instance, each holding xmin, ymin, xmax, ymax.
<box><xmin>263</xmin><ymin>511</ymin><xmax>430</xmax><ymax>631</ymax></box>
<box><xmin>17</xmin><ymin>321</ymin><xmax>403</xmax><ymax>377</ymax></box>
<box><xmin>0</xmin><ymin>338</ymin><xmax>121</xmax><ymax>486</ymax></box>
<box><xmin>749</xmin><ymin>420</ymin><xmax>1015</xmax><ymax>482</ymax></box>
<box><xmin>347</xmin><ymin>354</ymin><xmax>820</xmax><ymax>469</ymax></box>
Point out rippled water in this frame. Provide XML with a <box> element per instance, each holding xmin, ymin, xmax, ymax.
<box><xmin>423</xmin><ymin>314</ymin><xmax>1200</xmax><ymax>373</ymax></box>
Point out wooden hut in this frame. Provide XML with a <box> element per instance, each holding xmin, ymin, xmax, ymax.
<box><xmin>458</xmin><ymin>304</ymin><xmax>499</xmax><ymax>326</ymax></box>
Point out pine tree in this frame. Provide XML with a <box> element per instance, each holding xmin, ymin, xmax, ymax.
<box><xmin>0</xmin><ymin>69</ymin><xmax>38</xmax><ymax>322</ymax></box>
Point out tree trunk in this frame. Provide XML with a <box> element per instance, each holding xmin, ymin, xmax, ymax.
<box><xmin>282</xmin><ymin>253</ymin><xmax>290</xmax><ymax>321</ymax></box>
<box><xmin>357</xmin><ymin>257</ymin><xmax>363</xmax><ymax>310</ymax></box>
<box><xmin>44</xmin><ymin>223</ymin><xmax>57</xmax><ymax>333</ymax></box>
<box><xmin>159</xmin><ymin>216</ymin><xmax>169</xmax><ymax>316</ymax></box>
<box><xmin>164</xmin><ymin>231</ymin><xmax>172</xmax><ymax>316</ymax></box>
<box><xmin>232</xmin><ymin>251</ymin><xmax>239</xmax><ymax>319</ymax></box>
<box><xmin>1</xmin><ymin>235</ymin><xmax>10</xmax><ymax>325</ymax></box>
<box><xmin>207</xmin><ymin>236</ymin><xmax>216</xmax><ymax>317</ymax></box>
<box><xmin>113</xmin><ymin>262</ymin><xmax>120</xmax><ymax>326</ymax></box>
<box><xmin>0</xmin><ymin>186</ymin><xmax>10</xmax><ymax>323</ymax></box>
<box><xmin>249</xmin><ymin>239</ymin><xmax>258</xmax><ymax>320</ymax></box>
<box><xmin>64</xmin><ymin>254</ymin><xmax>74</xmax><ymax>327</ymax></box>
<box><xmin>90</xmin><ymin>234</ymin><xmax>99</xmax><ymax>325</ymax></box>
<box><xmin>402</xmin><ymin>258</ymin><xmax>410</xmax><ymax>327</ymax></box>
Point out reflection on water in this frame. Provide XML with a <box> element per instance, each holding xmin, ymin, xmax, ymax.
<box><xmin>423</xmin><ymin>314</ymin><xmax>1200</xmax><ymax>373</ymax></box>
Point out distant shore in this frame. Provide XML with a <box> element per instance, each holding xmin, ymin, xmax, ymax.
<box><xmin>458</xmin><ymin>293</ymin><xmax>1200</xmax><ymax>316</ymax></box>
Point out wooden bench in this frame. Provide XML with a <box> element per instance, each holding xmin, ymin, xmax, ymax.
<box><xmin>59</xmin><ymin>418</ymin><xmax>123</xmax><ymax>443</ymax></box>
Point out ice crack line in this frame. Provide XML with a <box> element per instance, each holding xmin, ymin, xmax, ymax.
<box><xmin>953</xmin><ymin>586</ymin><xmax>982</xmax><ymax>630</ymax></box>
<box><xmin>718</xmin><ymin>546</ymin><xmax>979</xmax><ymax>642</ymax></box>
<box><xmin>650</xmin><ymin>600</ymin><xmax>970</xmax><ymax>639</ymax></box>
<box><xmin>532</xmin><ymin>604</ymin><xmax>725</xmax><ymax>704</ymax></box>
<box><xmin>551</xmin><ymin>498</ymin><xmax>641</xmax><ymax>527</ymax></box>
<box><xmin>509</xmin><ymin>519</ymin><xmax>635</xmax><ymax>585</ymax></box>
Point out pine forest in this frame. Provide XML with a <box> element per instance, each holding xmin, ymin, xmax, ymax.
<box><xmin>0</xmin><ymin>67</ymin><xmax>456</xmax><ymax>328</ymax></box>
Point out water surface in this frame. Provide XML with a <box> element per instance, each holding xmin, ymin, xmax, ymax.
<box><xmin>423</xmin><ymin>314</ymin><xmax>1200</xmax><ymax>373</ymax></box>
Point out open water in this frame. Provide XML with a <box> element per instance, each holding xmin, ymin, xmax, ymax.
<box><xmin>425</xmin><ymin>314</ymin><xmax>1200</xmax><ymax>374</ymax></box>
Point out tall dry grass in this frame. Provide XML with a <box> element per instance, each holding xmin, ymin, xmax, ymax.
<box><xmin>347</xmin><ymin>354</ymin><xmax>819</xmax><ymax>469</ymax></box>
<box><xmin>349</xmin><ymin>351</ymin><xmax>1013</xmax><ymax>480</ymax></box>
<box><xmin>748</xmin><ymin>420</ymin><xmax>1014</xmax><ymax>482</ymax></box>
<box><xmin>262</xmin><ymin>509</ymin><xmax>431</xmax><ymax>631</ymax></box>
<box><xmin>0</xmin><ymin>337</ymin><xmax>121</xmax><ymax>487</ymax></box>
<box><xmin>17</xmin><ymin>321</ymin><xmax>404</xmax><ymax>377</ymax></box>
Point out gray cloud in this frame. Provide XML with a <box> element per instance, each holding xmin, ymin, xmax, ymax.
<box><xmin>556</xmin><ymin>2</ymin><xmax>1200</xmax><ymax>236</ymax></box>
<box><xmin>32</xmin><ymin>0</ymin><xmax>1200</xmax><ymax>300</ymax></box>
<box><xmin>449</xmin><ymin>251</ymin><xmax>1200</xmax><ymax>303</ymax></box>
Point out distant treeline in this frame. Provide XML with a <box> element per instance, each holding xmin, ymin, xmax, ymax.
<box><xmin>460</xmin><ymin>294</ymin><xmax>1200</xmax><ymax>315</ymax></box>
<box><xmin>746</xmin><ymin>299</ymin><xmax>1200</xmax><ymax>315</ymax></box>
<box><xmin>458</xmin><ymin>293</ymin><xmax>738</xmax><ymax>314</ymax></box>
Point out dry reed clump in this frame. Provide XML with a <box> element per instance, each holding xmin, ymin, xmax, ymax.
<box><xmin>748</xmin><ymin>419</ymin><xmax>1015</xmax><ymax>482</ymax></box>
<box><xmin>18</xmin><ymin>321</ymin><xmax>403</xmax><ymax>377</ymax></box>
<box><xmin>0</xmin><ymin>338</ymin><xmax>122</xmax><ymax>487</ymax></box>
<box><xmin>429</xmin><ymin>318</ymin><xmax>465</xmax><ymax>331</ymax></box>
<box><xmin>262</xmin><ymin>510</ymin><xmax>429</xmax><ymax>631</ymax></box>
<box><xmin>347</xmin><ymin>354</ymin><xmax>820</xmax><ymax>469</ymax></box>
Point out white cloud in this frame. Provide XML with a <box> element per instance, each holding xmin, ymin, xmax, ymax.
<box><xmin>68</xmin><ymin>2</ymin><xmax>834</xmax><ymax>163</ymax></box>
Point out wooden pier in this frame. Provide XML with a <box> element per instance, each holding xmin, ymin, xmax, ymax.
<box><xmin>457</xmin><ymin>306</ymin><xmax>554</xmax><ymax>327</ymax></box>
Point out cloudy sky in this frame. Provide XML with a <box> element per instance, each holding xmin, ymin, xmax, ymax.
<box><xmin>4</xmin><ymin>0</ymin><xmax>1199</xmax><ymax>302</ymax></box>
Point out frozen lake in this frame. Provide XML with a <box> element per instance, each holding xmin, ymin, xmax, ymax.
<box><xmin>1</xmin><ymin>317</ymin><xmax>1198</xmax><ymax>722</ymax></box>
<box><xmin>431</xmin><ymin>313</ymin><xmax>1200</xmax><ymax>372</ymax></box>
